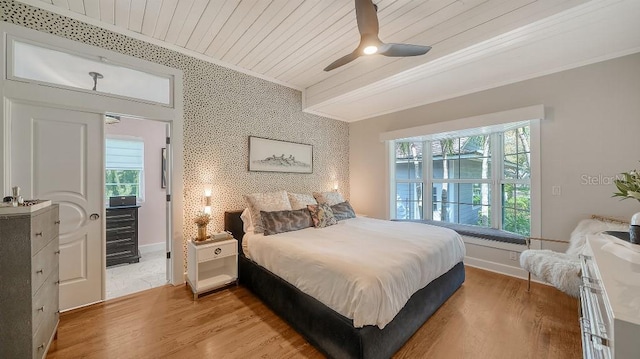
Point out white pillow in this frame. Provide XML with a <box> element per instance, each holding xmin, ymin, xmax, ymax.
<box><xmin>243</xmin><ymin>190</ymin><xmax>292</xmax><ymax>234</ymax></box>
<box><xmin>240</xmin><ymin>208</ymin><xmax>254</xmax><ymax>234</ymax></box>
<box><xmin>287</xmin><ymin>192</ymin><xmax>317</xmax><ymax>210</ymax></box>
<box><xmin>313</xmin><ymin>191</ymin><xmax>345</xmax><ymax>206</ymax></box>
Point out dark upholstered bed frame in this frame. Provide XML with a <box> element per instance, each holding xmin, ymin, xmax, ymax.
<box><xmin>224</xmin><ymin>210</ymin><xmax>465</xmax><ymax>359</ymax></box>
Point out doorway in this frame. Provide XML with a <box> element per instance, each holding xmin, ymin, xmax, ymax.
<box><xmin>104</xmin><ymin>116</ymin><xmax>169</xmax><ymax>299</ymax></box>
<box><xmin>1</xmin><ymin>22</ymin><xmax>186</xmax><ymax>312</ymax></box>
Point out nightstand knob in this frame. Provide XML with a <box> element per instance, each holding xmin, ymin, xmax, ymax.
<box><xmin>215</xmin><ymin>248</ymin><xmax>222</xmax><ymax>255</ymax></box>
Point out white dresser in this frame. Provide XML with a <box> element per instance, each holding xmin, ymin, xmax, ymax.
<box><xmin>580</xmin><ymin>234</ymin><xmax>640</xmax><ymax>358</ymax></box>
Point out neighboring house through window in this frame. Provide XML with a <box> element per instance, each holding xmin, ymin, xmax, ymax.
<box><xmin>105</xmin><ymin>138</ymin><xmax>145</xmax><ymax>203</ymax></box>
<box><xmin>387</xmin><ymin>106</ymin><xmax>541</xmax><ymax>237</ymax></box>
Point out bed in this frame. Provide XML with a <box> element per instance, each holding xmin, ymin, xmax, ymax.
<box><xmin>225</xmin><ymin>210</ymin><xmax>466</xmax><ymax>359</ymax></box>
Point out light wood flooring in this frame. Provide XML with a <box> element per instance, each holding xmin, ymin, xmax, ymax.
<box><xmin>47</xmin><ymin>266</ymin><xmax>581</xmax><ymax>359</ymax></box>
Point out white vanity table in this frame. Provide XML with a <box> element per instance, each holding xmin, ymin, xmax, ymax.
<box><xmin>580</xmin><ymin>234</ymin><xmax>640</xmax><ymax>358</ymax></box>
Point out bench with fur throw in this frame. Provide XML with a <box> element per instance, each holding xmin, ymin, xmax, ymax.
<box><xmin>519</xmin><ymin>218</ymin><xmax>628</xmax><ymax>297</ymax></box>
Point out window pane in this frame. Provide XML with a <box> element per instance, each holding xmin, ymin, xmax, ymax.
<box><xmin>395</xmin><ymin>183</ymin><xmax>423</xmax><ymax>220</ymax></box>
<box><xmin>515</xmin><ymin>184</ymin><xmax>531</xmax><ymax>211</ymax></box>
<box><xmin>433</xmin><ymin>202</ymin><xmax>457</xmax><ymax>223</ymax></box>
<box><xmin>504</xmin><ymin>155</ymin><xmax>518</xmax><ymax>179</ymax></box>
<box><xmin>518</xmin><ymin>153</ymin><xmax>530</xmax><ymax>179</ymax></box>
<box><xmin>395</xmin><ymin>142</ymin><xmax>423</xmax><ymax>180</ymax></box>
<box><xmin>516</xmin><ymin>127</ymin><xmax>530</xmax><ymax>154</ymax></box>
<box><xmin>13</xmin><ymin>40</ymin><xmax>171</xmax><ymax>105</ymax></box>
<box><xmin>503</xmin><ymin>129</ymin><xmax>517</xmax><ymax>155</ymax></box>
<box><xmin>460</xmin><ymin>157</ymin><xmax>491</xmax><ymax>179</ymax></box>
<box><xmin>106</xmin><ymin>169</ymin><xmax>141</xmax><ymax>199</ymax></box>
<box><xmin>395</xmin><ymin>159</ymin><xmax>410</xmax><ymax>180</ymax></box>
<box><xmin>502</xmin><ymin>183</ymin><xmax>530</xmax><ymax>236</ymax></box>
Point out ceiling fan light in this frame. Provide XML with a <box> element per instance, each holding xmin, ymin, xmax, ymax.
<box><xmin>363</xmin><ymin>45</ymin><xmax>378</xmax><ymax>55</ymax></box>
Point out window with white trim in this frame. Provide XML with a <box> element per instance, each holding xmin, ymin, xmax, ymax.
<box><xmin>105</xmin><ymin>138</ymin><xmax>144</xmax><ymax>202</ymax></box>
<box><xmin>391</xmin><ymin>124</ymin><xmax>532</xmax><ymax>236</ymax></box>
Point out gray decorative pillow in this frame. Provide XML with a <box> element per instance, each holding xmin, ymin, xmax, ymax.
<box><xmin>307</xmin><ymin>203</ymin><xmax>338</xmax><ymax>228</ymax></box>
<box><xmin>261</xmin><ymin>208</ymin><xmax>313</xmax><ymax>236</ymax></box>
<box><xmin>331</xmin><ymin>201</ymin><xmax>356</xmax><ymax>221</ymax></box>
<box><xmin>313</xmin><ymin>191</ymin><xmax>345</xmax><ymax>206</ymax></box>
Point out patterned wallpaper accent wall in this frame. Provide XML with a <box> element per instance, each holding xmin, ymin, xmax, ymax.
<box><xmin>1</xmin><ymin>1</ymin><xmax>349</xmax><ymax>243</ymax></box>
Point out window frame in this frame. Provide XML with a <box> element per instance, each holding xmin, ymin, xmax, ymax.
<box><xmin>390</xmin><ymin>123</ymin><xmax>537</xmax><ymax>237</ymax></box>
<box><xmin>105</xmin><ymin>136</ymin><xmax>145</xmax><ymax>203</ymax></box>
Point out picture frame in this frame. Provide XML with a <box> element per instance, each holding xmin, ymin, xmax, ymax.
<box><xmin>161</xmin><ymin>147</ymin><xmax>167</xmax><ymax>188</ymax></box>
<box><xmin>249</xmin><ymin>136</ymin><xmax>313</xmax><ymax>174</ymax></box>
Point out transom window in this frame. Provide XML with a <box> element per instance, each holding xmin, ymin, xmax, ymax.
<box><xmin>392</xmin><ymin>125</ymin><xmax>532</xmax><ymax>236</ymax></box>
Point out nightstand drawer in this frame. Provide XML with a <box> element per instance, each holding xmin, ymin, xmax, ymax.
<box><xmin>198</xmin><ymin>242</ymin><xmax>237</xmax><ymax>262</ymax></box>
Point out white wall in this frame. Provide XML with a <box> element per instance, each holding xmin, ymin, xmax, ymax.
<box><xmin>350</xmin><ymin>54</ymin><xmax>640</xmax><ymax>272</ymax></box>
<box><xmin>106</xmin><ymin>117</ymin><xmax>166</xmax><ymax>247</ymax></box>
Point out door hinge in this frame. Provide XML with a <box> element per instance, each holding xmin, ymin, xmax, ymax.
<box><xmin>166</xmin><ymin>194</ymin><xmax>171</xmax><ymax>202</ymax></box>
<box><xmin>166</xmin><ymin>137</ymin><xmax>171</xmax><ymax>145</ymax></box>
<box><xmin>166</xmin><ymin>252</ymin><xmax>171</xmax><ymax>259</ymax></box>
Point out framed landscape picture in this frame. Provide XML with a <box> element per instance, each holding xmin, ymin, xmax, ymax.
<box><xmin>249</xmin><ymin>136</ymin><xmax>313</xmax><ymax>174</ymax></box>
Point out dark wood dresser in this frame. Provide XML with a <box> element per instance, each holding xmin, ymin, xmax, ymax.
<box><xmin>106</xmin><ymin>205</ymin><xmax>141</xmax><ymax>267</ymax></box>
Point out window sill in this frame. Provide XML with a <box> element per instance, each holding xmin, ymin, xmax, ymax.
<box><xmin>393</xmin><ymin>219</ymin><xmax>527</xmax><ymax>245</ymax></box>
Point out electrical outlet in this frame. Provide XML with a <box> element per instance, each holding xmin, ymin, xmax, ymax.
<box><xmin>509</xmin><ymin>251</ymin><xmax>518</xmax><ymax>261</ymax></box>
<box><xmin>552</xmin><ymin>186</ymin><xmax>561</xmax><ymax>196</ymax></box>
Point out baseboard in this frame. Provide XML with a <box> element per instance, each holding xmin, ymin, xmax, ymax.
<box><xmin>464</xmin><ymin>256</ymin><xmax>549</xmax><ymax>286</ymax></box>
<box><xmin>139</xmin><ymin>242</ymin><xmax>165</xmax><ymax>255</ymax></box>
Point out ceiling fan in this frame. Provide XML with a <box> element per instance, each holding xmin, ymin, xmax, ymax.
<box><xmin>324</xmin><ymin>0</ymin><xmax>432</xmax><ymax>72</ymax></box>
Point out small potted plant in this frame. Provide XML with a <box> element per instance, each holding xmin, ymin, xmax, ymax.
<box><xmin>613</xmin><ymin>167</ymin><xmax>640</xmax><ymax>244</ymax></box>
<box><xmin>613</xmin><ymin>168</ymin><xmax>640</xmax><ymax>202</ymax></box>
<box><xmin>194</xmin><ymin>212</ymin><xmax>211</xmax><ymax>241</ymax></box>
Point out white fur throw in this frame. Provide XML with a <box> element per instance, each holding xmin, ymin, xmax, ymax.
<box><xmin>520</xmin><ymin>250</ymin><xmax>581</xmax><ymax>297</ymax></box>
<box><xmin>520</xmin><ymin>219</ymin><xmax>628</xmax><ymax>297</ymax></box>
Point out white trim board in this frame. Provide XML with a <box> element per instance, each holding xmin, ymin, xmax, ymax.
<box><xmin>379</xmin><ymin>105</ymin><xmax>544</xmax><ymax>142</ymax></box>
<box><xmin>139</xmin><ymin>242</ymin><xmax>165</xmax><ymax>255</ymax></box>
<box><xmin>464</xmin><ymin>256</ymin><xmax>548</xmax><ymax>286</ymax></box>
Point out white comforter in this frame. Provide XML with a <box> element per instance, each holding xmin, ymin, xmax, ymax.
<box><xmin>244</xmin><ymin>217</ymin><xmax>465</xmax><ymax>328</ymax></box>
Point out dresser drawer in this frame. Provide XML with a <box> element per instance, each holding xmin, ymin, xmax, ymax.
<box><xmin>32</xmin><ymin>267</ymin><xmax>59</xmax><ymax>336</ymax></box>
<box><xmin>106</xmin><ymin>243</ymin><xmax>137</xmax><ymax>260</ymax></box>
<box><xmin>32</xmin><ymin>305</ymin><xmax>59</xmax><ymax>359</ymax></box>
<box><xmin>199</xmin><ymin>242</ymin><xmax>237</xmax><ymax>262</ymax></box>
<box><xmin>106</xmin><ymin>208</ymin><xmax>137</xmax><ymax>222</ymax></box>
<box><xmin>31</xmin><ymin>207</ymin><xmax>59</xmax><ymax>256</ymax></box>
<box><xmin>106</xmin><ymin>230</ymin><xmax>136</xmax><ymax>245</ymax></box>
<box><xmin>31</xmin><ymin>237</ymin><xmax>59</xmax><ymax>296</ymax></box>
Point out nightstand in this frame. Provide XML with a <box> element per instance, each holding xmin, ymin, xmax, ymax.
<box><xmin>186</xmin><ymin>238</ymin><xmax>238</xmax><ymax>300</ymax></box>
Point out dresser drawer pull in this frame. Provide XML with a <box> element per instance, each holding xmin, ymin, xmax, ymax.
<box><xmin>38</xmin><ymin>306</ymin><xmax>45</xmax><ymax>312</ymax></box>
<box><xmin>35</xmin><ymin>232</ymin><xmax>43</xmax><ymax>237</ymax></box>
<box><xmin>55</xmin><ymin>280</ymin><xmax>60</xmax><ymax>285</ymax></box>
<box><xmin>55</xmin><ymin>220</ymin><xmax>61</xmax><ymax>224</ymax></box>
<box><xmin>37</xmin><ymin>343</ymin><xmax>45</xmax><ymax>351</ymax></box>
<box><xmin>55</xmin><ymin>250</ymin><xmax>61</xmax><ymax>255</ymax></box>
<box><xmin>36</xmin><ymin>269</ymin><xmax>43</xmax><ymax>274</ymax></box>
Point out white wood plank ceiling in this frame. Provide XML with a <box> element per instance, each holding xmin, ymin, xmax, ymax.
<box><xmin>26</xmin><ymin>0</ymin><xmax>640</xmax><ymax>121</ymax></box>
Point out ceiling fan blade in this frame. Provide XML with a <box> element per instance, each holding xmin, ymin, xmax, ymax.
<box><xmin>324</xmin><ymin>51</ymin><xmax>361</xmax><ymax>71</ymax></box>
<box><xmin>355</xmin><ymin>0</ymin><xmax>379</xmax><ymax>36</ymax></box>
<box><xmin>379</xmin><ymin>43</ymin><xmax>431</xmax><ymax>57</ymax></box>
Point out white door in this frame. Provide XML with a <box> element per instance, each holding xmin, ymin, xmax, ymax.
<box><xmin>11</xmin><ymin>102</ymin><xmax>104</xmax><ymax>311</ymax></box>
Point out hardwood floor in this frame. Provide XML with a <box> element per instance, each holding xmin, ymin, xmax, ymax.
<box><xmin>47</xmin><ymin>266</ymin><xmax>581</xmax><ymax>359</ymax></box>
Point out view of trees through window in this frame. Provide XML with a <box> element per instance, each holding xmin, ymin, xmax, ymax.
<box><xmin>393</xmin><ymin>125</ymin><xmax>531</xmax><ymax>236</ymax></box>
<box><xmin>105</xmin><ymin>169</ymin><xmax>141</xmax><ymax>200</ymax></box>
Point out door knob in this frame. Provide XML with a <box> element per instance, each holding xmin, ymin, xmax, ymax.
<box><xmin>90</xmin><ymin>213</ymin><xmax>100</xmax><ymax>220</ymax></box>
